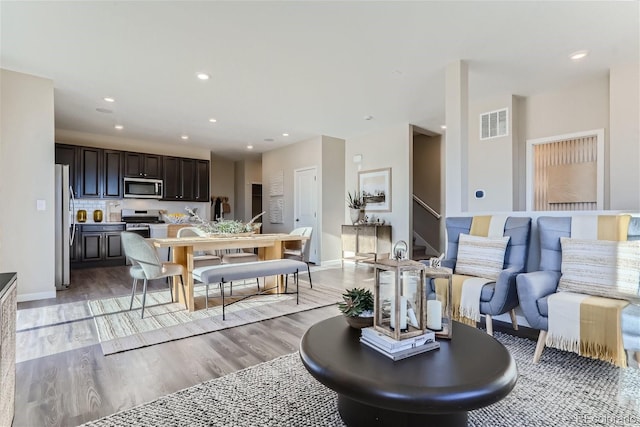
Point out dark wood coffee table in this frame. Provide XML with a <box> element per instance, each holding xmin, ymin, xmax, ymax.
<box><xmin>300</xmin><ymin>316</ymin><xmax>517</xmax><ymax>427</ymax></box>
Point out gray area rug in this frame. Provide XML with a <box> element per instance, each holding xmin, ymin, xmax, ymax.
<box><xmin>82</xmin><ymin>331</ymin><xmax>640</xmax><ymax>426</ymax></box>
<box><xmin>89</xmin><ymin>280</ymin><xmax>341</xmax><ymax>355</ymax></box>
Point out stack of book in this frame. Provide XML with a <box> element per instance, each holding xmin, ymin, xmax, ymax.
<box><xmin>360</xmin><ymin>327</ymin><xmax>440</xmax><ymax>361</ymax></box>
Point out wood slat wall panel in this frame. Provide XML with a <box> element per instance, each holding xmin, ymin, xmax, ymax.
<box><xmin>533</xmin><ymin>135</ymin><xmax>597</xmax><ymax>211</ymax></box>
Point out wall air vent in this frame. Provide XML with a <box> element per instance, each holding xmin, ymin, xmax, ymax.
<box><xmin>480</xmin><ymin>108</ymin><xmax>508</xmax><ymax>140</ymax></box>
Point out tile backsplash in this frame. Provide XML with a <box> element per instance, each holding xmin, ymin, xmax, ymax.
<box><xmin>72</xmin><ymin>199</ymin><xmax>210</xmax><ymax>223</ymax></box>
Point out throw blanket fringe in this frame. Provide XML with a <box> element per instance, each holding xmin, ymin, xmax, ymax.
<box><xmin>436</xmin><ymin>274</ymin><xmax>490</xmax><ymax>326</ymax></box>
<box><xmin>547</xmin><ymin>292</ymin><xmax>629</xmax><ymax>367</ymax></box>
<box><xmin>459</xmin><ymin>277</ymin><xmax>491</xmax><ymax>322</ymax></box>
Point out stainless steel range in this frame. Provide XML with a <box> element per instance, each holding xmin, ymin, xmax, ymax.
<box><xmin>121</xmin><ymin>209</ymin><xmax>164</xmax><ymax>238</ymax></box>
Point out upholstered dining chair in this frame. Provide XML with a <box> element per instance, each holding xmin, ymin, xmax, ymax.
<box><xmin>283</xmin><ymin>227</ymin><xmax>313</xmax><ymax>287</ymax></box>
<box><xmin>176</xmin><ymin>227</ymin><xmax>222</xmax><ymax>267</ymax></box>
<box><xmin>120</xmin><ymin>231</ymin><xmax>188</xmax><ymax>318</ymax></box>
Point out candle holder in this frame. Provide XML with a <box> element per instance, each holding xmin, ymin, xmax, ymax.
<box><xmin>424</xmin><ymin>266</ymin><xmax>453</xmax><ymax>340</ymax></box>
<box><xmin>373</xmin><ymin>259</ymin><xmax>426</xmax><ymax>341</ymax></box>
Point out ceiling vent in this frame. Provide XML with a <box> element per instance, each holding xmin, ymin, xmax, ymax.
<box><xmin>480</xmin><ymin>108</ymin><xmax>508</xmax><ymax>140</ymax></box>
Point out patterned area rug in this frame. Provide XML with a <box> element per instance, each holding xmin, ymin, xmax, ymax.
<box><xmin>82</xmin><ymin>331</ymin><xmax>640</xmax><ymax>426</ymax></box>
<box><xmin>89</xmin><ymin>279</ymin><xmax>341</xmax><ymax>355</ymax></box>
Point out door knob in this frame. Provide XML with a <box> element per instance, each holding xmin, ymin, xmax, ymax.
<box><xmin>296</xmin><ymin>218</ymin><xmax>299</xmax><ymax>222</ymax></box>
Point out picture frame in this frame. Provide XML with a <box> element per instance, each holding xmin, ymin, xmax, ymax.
<box><xmin>358</xmin><ymin>167</ymin><xmax>391</xmax><ymax>212</ymax></box>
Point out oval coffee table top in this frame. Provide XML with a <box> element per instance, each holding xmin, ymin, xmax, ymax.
<box><xmin>300</xmin><ymin>316</ymin><xmax>517</xmax><ymax>414</ymax></box>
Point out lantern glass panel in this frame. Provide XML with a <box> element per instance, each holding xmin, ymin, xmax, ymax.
<box><xmin>373</xmin><ymin>259</ymin><xmax>427</xmax><ymax>341</ymax></box>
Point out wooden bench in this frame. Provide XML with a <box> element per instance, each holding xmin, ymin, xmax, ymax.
<box><xmin>192</xmin><ymin>259</ymin><xmax>310</xmax><ymax>319</ymax></box>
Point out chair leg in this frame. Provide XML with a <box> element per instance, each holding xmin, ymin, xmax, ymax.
<box><xmin>179</xmin><ymin>275</ymin><xmax>187</xmax><ymax>310</ymax></box>
<box><xmin>533</xmin><ymin>330</ymin><xmax>547</xmax><ymax>363</ymax></box>
<box><xmin>485</xmin><ymin>314</ymin><xmax>493</xmax><ymax>336</ymax></box>
<box><xmin>305</xmin><ymin>262</ymin><xmax>312</xmax><ymax>288</ymax></box>
<box><xmin>256</xmin><ymin>277</ymin><xmax>260</xmax><ymax>291</ymax></box>
<box><xmin>285</xmin><ymin>274</ymin><xmax>288</xmax><ymax>293</ymax></box>
<box><xmin>129</xmin><ymin>278</ymin><xmax>138</xmax><ymax>310</ymax></box>
<box><xmin>141</xmin><ymin>279</ymin><xmax>148</xmax><ymax>319</ymax></box>
<box><xmin>509</xmin><ymin>309</ymin><xmax>519</xmax><ymax>331</ymax></box>
<box><xmin>205</xmin><ymin>283</ymin><xmax>209</xmax><ymax>310</ymax></box>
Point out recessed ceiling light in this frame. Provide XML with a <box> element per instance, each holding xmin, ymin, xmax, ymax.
<box><xmin>181</xmin><ymin>135</ymin><xmax>189</xmax><ymax>140</ymax></box>
<box><xmin>440</xmin><ymin>125</ymin><xmax>447</xmax><ymax>130</ymax></box>
<box><xmin>247</xmin><ymin>145</ymin><xmax>254</xmax><ymax>150</ymax></box>
<box><xmin>364</xmin><ymin>115</ymin><xmax>373</xmax><ymax>121</ymax></box>
<box><xmin>569</xmin><ymin>50</ymin><xmax>589</xmax><ymax>60</ymax></box>
<box><xmin>114</xmin><ymin>124</ymin><xmax>123</xmax><ymax>130</ymax></box>
<box><xmin>209</xmin><ymin>118</ymin><xmax>217</xmax><ymax>123</ymax></box>
<box><xmin>282</xmin><ymin>133</ymin><xmax>289</xmax><ymax>137</ymax></box>
<box><xmin>103</xmin><ymin>97</ymin><xmax>115</xmax><ymax>102</ymax></box>
<box><xmin>196</xmin><ymin>73</ymin><xmax>210</xmax><ymax>80</ymax></box>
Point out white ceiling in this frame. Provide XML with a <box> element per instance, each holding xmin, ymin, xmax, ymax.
<box><xmin>1</xmin><ymin>1</ymin><xmax>638</xmax><ymax>160</ymax></box>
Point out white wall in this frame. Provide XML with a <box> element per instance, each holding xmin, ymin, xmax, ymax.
<box><xmin>262</xmin><ymin>137</ymin><xmax>322</xmax><ymax>235</ymax></box>
<box><xmin>0</xmin><ymin>69</ymin><xmax>56</xmax><ymax>301</ymax></box>
<box><xmin>321</xmin><ymin>136</ymin><xmax>346</xmax><ymax>262</ymax></box>
<box><xmin>232</xmin><ymin>158</ymin><xmax>262</xmax><ymax>222</ymax></box>
<box><xmin>262</xmin><ymin>135</ymin><xmax>345</xmax><ymax>263</ymax></box>
<box><xmin>609</xmin><ymin>63</ymin><xmax>640</xmax><ymax>211</ymax></box>
<box><xmin>210</xmin><ymin>153</ymin><xmax>235</xmax><ymax>220</ymax></box>
<box><xmin>467</xmin><ymin>94</ymin><xmax>516</xmax><ymax>212</ymax></box>
<box><xmin>346</xmin><ymin>124</ymin><xmax>412</xmax><ymax>247</ymax></box>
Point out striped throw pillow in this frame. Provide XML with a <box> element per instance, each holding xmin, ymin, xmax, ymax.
<box><xmin>455</xmin><ymin>233</ymin><xmax>510</xmax><ymax>281</ymax></box>
<box><xmin>558</xmin><ymin>237</ymin><xmax>640</xmax><ymax>300</ymax></box>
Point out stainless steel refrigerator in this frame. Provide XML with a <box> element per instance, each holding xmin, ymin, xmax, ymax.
<box><xmin>54</xmin><ymin>164</ymin><xmax>76</xmax><ymax>290</ymax></box>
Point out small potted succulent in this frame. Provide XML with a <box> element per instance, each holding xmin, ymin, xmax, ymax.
<box><xmin>338</xmin><ymin>287</ymin><xmax>374</xmax><ymax>329</ymax></box>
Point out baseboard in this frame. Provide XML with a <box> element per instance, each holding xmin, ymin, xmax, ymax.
<box><xmin>17</xmin><ymin>290</ymin><xmax>56</xmax><ymax>302</ymax></box>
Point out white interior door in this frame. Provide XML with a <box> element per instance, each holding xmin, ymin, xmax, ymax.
<box><xmin>294</xmin><ymin>166</ymin><xmax>318</xmax><ymax>264</ymax></box>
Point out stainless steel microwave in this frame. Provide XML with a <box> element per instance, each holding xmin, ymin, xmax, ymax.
<box><xmin>123</xmin><ymin>177</ymin><xmax>163</xmax><ymax>199</ymax></box>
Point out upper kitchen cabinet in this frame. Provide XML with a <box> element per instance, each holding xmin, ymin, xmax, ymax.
<box><xmin>55</xmin><ymin>143</ymin><xmax>78</xmax><ymax>194</ymax></box>
<box><xmin>78</xmin><ymin>147</ymin><xmax>123</xmax><ymax>199</ymax></box>
<box><xmin>163</xmin><ymin>156</ymin><xmax>196</xmax><ymax>201</ymax></box>
<box><xmin>195</xmin><ymin>159</ymin><xmax>210</xmax><ymax>202</ymax></box>
<box><xmin>124</xmin><ymin>152</ymin><xmax>162</xmax><ymax>179</ymax></box>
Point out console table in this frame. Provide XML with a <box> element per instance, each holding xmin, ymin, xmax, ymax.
<box><xmin>341</xmin><ymin>224</ymin><xmax>391</xmax><ymax>266</ymax></box>
<box><xmin>300</xmin><ymin>316</ymin><xmax>517</xmax><ymax>427</ymax></box>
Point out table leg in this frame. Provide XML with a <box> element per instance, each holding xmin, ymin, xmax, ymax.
<box><xmin>258</xmin><ymin>242</ymin><xmax>286</xmax><ymax>293</ymax></box>
<box><xmin>337</xmin><ymin>395</ymin><xmax>467</xmax><ymax>427</ymax></box>
<box><xmin>171</xmin><ymin>245</ymin><xmax>195</xmax><ymax>311</ymax></box>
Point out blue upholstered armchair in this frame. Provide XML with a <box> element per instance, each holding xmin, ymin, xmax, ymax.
<box><xmin>423</xmin><ymin>216</ymin><xmax>532</xmax><ymax>335</ymax></box>
<box><xmin>516</xmin><ymin>216</ymin><xmax>640</xmax><ymax>365</ymax></box>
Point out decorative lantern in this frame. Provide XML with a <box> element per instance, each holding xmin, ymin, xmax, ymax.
<box><xmin>373</xmin><ymin>258</ymin><xmax>427</xmax><ymax>341</ymax></box>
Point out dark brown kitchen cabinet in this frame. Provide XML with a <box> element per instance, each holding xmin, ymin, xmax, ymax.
<box><xmin>72</xmin><ymin>224</ymin><xmax>125</xmax><ymax>268</ymax></box>
<box><xmin>195</xmin><ymin>159</ymin><xmax>210</xmax><ymax>202</ymax></box>
<box><xmin>163</xmin><ymin>156</ymin><xmax>196</xmax><ymax>201</ymax></box>
<box><xmin>54</xmin><ymin>143</ymin><xmax>78</xmax><ymax>195</ymax></box>
<box><xmin>78</xmin><ymin>147</ymin><xmax>123</xmax><ymax>199</ymax></box>
<box><xmin>124</xmin><ymin>152</ymin><xmax>162</xmax><ymax>179</ymax></box>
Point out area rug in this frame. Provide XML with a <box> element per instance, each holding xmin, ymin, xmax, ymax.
<box><xmin>89</xmin><ymin>280</ymin><xmax>342</xmax><ymax>355</ymax></box>
<box><xmin>82</xmin><ymin>331</ymin><xmax>640</xmax><ymax>427</ymax></box>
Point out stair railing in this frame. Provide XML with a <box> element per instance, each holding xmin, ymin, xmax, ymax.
<box><xmin>413</xmin><ymin>194</ymin><xmax>441</xmax><ymax>220</ymax></box>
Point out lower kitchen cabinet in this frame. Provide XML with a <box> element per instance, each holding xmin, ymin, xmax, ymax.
<box><xmin>72</xmin><ymin>224</ymin><xmax>125</xmax><ymax>268</ymax></box>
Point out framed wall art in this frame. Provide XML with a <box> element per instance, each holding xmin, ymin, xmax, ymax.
<box><xmin>359</xmin><ymin>167</ymin><xmax>391</xmax><ymax>212</ymax></box>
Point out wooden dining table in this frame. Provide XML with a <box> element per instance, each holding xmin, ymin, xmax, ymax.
<box><xmin>152</xmin><ymin>233</ymin><xmax>309</xmax><ymax>312</ymax></box>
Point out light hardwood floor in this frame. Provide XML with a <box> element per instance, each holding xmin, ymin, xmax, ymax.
<box><xmin>14</xmin><ymin>263</ymin><xmax>374</xmax><ymax>427</ymax></box>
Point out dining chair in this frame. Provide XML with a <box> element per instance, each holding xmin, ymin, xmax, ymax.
<box><xmin>283</xmin><ymin>227</ymin><xmax>313</xmax><ymax>287</ymax></box>
<box><xmin>120</xmin><ymin>231</ymin><xmax>188</xmax><ymax>318</ymax></box>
